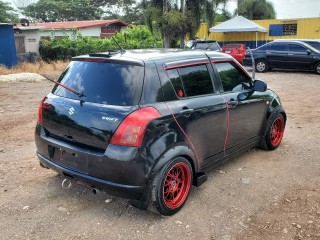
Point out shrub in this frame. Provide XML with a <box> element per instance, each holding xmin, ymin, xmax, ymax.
<box><xmin>40</xmin><ymin>26</ymin><xmax>163</xmax><ymax>61</ymax></box>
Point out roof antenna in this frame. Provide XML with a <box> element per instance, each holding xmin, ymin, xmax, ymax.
<box><xmin>112</xmin><ymin>37</ymin><xmax>126</xmax><ymax>54</ymax></box>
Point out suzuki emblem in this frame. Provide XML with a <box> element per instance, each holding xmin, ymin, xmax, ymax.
<box><xmin>69</xmin><ymin>107</ymin><xmax>75</xmax><ymax>116</ymax></box>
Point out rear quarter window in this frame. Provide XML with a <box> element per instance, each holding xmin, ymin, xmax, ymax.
<box><xmin>52</xmin><ymin>61</ymin><xmax>144</xmax><ymax>106</ymax></box>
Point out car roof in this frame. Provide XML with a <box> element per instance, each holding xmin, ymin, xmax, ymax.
<box><xmin>73</xmin><ymin>49</ymin><xmax>231</xmax><ymax>65</ymax></box>
<box><xmin>274</xmin><ymin>39</ymin><xmax>320</xmax><ymax>42</ymax></box>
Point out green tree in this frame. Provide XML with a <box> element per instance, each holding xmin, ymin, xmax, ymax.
<box><xmin>236</xmin><ymin>0</ymin><xmax>276</xmax><ymax>20</ymax></box>
<box><xmin>0</xmin><ymin>0</ymin><xmax>19</xmax><ymax>23</ymax></box>
<box><xmin>21</xmin><ymin>0</ymin><xmax>103</xmax><ymax>22</ymax></box>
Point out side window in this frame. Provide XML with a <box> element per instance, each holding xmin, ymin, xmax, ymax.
<box><xmin>289</xmin><ymin>44</ymin><xmax>308</xmax><ymax>53</ymax></box>
<box><xmin>141</xmin><ymin>66</ymin><xmax>164</xmax><ymax>104</ymax></box>
<box><xmin>258</xmin><ymin>44</ymin><xmax>270</xmax><ymax>51</ymax></box>
<box><xmin>178</xmin><ymin>65</ymin><xmax>214</xmax><ymax>97</ymax></box>
<box><xmin>215</xmin><ymin>62</ymin><xmax>252</xmax><ymax>92</ymax></box>
<box><xmin>270</xmin><ymin>43</ymin><xmax>288</xmax><ymax>52</ymax></box>
<box><xmin>167</xmin><ymin>69</ymin><xmax>185</xmax><ymax>98</ymax></box>
<box><xmin>166</xmin><ymin>64</ymin><xmax>214</xmax><ymax>98</ymax></box>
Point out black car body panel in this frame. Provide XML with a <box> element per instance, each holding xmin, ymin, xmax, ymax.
<box><xmin>35</xmin><ymin>49</ymin><xmax>286</xmax><ymax>203</ymax></box>
<box><xmin>244</xmin><ymin>40</ymin><xmax>320</xmax><ymax>72</ymax></box>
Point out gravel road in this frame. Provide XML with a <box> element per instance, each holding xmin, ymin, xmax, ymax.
<box><xmin>0</xmin><ymin>70</ymin><xmax>320</xmax><ymax>240</ymax></box>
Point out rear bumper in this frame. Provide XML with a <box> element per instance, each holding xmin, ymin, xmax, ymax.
<box><xmin>37</xmin><ymin>152</ymin><xmax>145</xmax><ymax>200</ymax></box>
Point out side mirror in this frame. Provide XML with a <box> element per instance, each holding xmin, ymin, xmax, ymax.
<box><xmin>253</xmin><ymin>80</ymin><xmax>267</xmax><ymax>92</ymax></box>
<box><xmin>307</xmin><ymin>50</ymin><xmax>311</xmax><ymax>55</ymax></box>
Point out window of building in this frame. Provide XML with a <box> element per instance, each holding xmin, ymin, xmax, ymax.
<box><xmin>269</xmin><ymin>23</ymin><xmax>298</xmax><ymax>36</ymax></box>
<box><xmin>215</xmin><ymin>62</ymin><xmax>252</xmax><ymax>92</ymax></box>
<box><xmin>283</xmin><ymin>24</ymin><xmax>297</xmax><ymax>36</ymax></box>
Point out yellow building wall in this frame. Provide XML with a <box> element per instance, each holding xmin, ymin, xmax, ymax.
<box><xmin>196</xmin><ymin>17</ymin><xmax>320</xmax><ymax>43</ymax></box>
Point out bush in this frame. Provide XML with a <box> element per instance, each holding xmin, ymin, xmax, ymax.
<box><xmin>40</xmin><ymin>26</ymin><xmax>163</xmax><ymax>61</ymax></box>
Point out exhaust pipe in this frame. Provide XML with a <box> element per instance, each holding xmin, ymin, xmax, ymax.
<box><xmin>92</xmin><ymin>188</ymin><xmax>100</xmax><ymax>194</ymax></box>
<box><xmin>62</xmin><ymin>178</ymin><xmax>72</xmax><ymax>189</ymax></box>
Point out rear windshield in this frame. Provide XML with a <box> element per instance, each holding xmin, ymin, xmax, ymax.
<box><xmin>52</xmin><ymin>61</ymin><xmax>144</xmax><ymax>106</ymax></box>
<box><xmin>195</xmin><ymin>42</ymin><xmax>220</xmax><ymax>51</ymax></box>
<box><xmin>223</xmin><ymin>44</ymin><xmax>242</xmax><ymax>48</ymax></box>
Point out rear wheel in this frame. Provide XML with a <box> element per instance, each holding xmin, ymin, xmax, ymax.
<box><xmin>261</xmin><ymin>114</ymin><xmax>285</xmax><ymax>150</ymax></box>
<box><xmin>256</xmin><ymin>60</ymin><xmax>268</xmax><ymax>73</ymax></box>
<box><xmin>151</xmin><ymin>157</ymin><xmax>193</xmax><ymax>216</ymax></box>
<box><xmin>315</xmin><ymin>62</ymin><xmax>320</xmax><ymax>75</ymax></box>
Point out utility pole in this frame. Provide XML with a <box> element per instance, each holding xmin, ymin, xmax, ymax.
<box><xmin>163</xmin><ymin>0</ymin><xmax>169</xmax><ymax>48</ymax></box>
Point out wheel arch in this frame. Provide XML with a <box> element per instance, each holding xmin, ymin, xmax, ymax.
<box><xmin>148</xmin><ymin>144</ymin><xmax>198</xmax><ymax>183</ymax></box>
<box><xmin>314</xmin><ymin>61</ymin><xmax>320</xmax><ymax>74</ymax></box>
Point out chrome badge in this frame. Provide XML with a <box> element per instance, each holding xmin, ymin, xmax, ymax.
<box><xmin>69</xmin><ymin>107</ymin><xmax>75</xmax><ymax>116</ymax></box>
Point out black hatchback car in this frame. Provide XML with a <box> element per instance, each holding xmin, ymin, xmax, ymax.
<box><xmin>243</xmin><ymin>40</ymin><xmax>320</xmax><ymax>74</ymax></box>
<box><xmin>36</xmin><ymin>49</ymin><xmax>286</xmax><ymax>215</ymax></box>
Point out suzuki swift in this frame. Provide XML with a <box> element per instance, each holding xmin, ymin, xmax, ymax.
<box><xmin>35</xmin><ymin>49</ymin><xmax>286</xmax><ymax>216</ymax></box>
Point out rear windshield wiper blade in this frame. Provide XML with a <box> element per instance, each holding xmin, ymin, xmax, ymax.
<box><xmin>43</xmin><ymin>76</ymin><xmax>85</xmax><ymax>97</ymax></box>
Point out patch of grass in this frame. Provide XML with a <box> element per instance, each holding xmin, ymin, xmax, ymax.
<box><xmin>0</xmin><ymin>61</ymin><xmax>69</xmax><ymax>75</ymax></box>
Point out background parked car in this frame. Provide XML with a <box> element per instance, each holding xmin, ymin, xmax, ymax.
<box><xmin>186</xmin><ymin>39</ymin><xmax>221</xmax><ymax>52</ymax></box>
<box><xmin>221</xmin><ymin>43</ymin><xmax>246</xmax><ymax>63</ymax></box>
<box><xmin>274</xmin><ymin>39</ymin><xmax>320</xmax><ymax>51</ymax></box>
<box><xmin>243</xmin><ymin>40</ymin><xmax>320</xmax><ymax>74</ymax></box>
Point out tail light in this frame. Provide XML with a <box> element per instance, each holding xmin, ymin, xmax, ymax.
<box><xmin>37</xmin><ymin>97</ymin><xmax>49</xmax><ymax>124</ymax></box>
<box><xmin>110</xmin><ymin>107</ymin><xmax>161</xmax><ymax>147</ymax></box>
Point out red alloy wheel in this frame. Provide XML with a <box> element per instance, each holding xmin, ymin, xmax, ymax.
<box><xmin>270</xmin><ymin>117</ymin><xmax>285</xmax><ymax>147</ymax></box>
<box><xmin>162</xmin><ymin>162</ymin><xmax>191</xmax><ymax>209</ymax></box>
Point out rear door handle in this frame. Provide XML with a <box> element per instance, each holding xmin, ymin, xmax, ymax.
<box><xmin>179</xmin><ymin>108</ymin><xmax>194</xmax><ymax>117</ymax></box>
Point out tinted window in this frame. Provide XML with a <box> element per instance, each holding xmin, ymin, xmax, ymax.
<box><xmin>289</xmin><ymin>44</ymin><xmax>308</xmax><ymax>52</ymax></box>
<box><xmin>178</xmin><ymin>65</ymin><xmax>214</xmax><ymax>97</ymax></box>
<box><xmin>167</xmin><ymin>69</ymin><xmax>185</xmax><ymax>98</ymax></box>
<box><xmin>141</xmin><ymin>66</ymin><xmax>164</xmax><ymax>104</ymax></box>
<box><xmin>270</xmin><ymin>43</ymin><xmax>287</xmax><ymax>51</ymax></box>
<box><xmin>257</xmin><ymin>44</ymin><xmax>270</xmax><ymax>51</ymax></box>
<box><xmin>306</xmin><ymin>42</ymin><xmax>320</xmax><ymax>50</ymax></box>
<box><xmin>215</xmin><ymin>62</ymin><xmax>252</xmax><ymax>92</ymax></box>
<box><xmin>195</xmin><ymin>42</ymin><xmax>220</xmax><ymax>51</ymax></box>
<box><xmin>53</xmin><ymin>61</ymin><xmax>144</xmax><ymax>106</ymax></box>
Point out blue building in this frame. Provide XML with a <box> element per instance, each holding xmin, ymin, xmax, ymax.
<box><xmin>0</xmin><ymin>23</ymin><xmax>17</xmax><ymax>68</ymax></box>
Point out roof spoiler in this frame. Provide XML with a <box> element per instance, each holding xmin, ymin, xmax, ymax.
<box><xmin>247</xmin><ymin>47</ymin><xmax>255</xmax><ymax>80</ymax></box>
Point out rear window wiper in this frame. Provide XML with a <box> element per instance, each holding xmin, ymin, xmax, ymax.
<box><xmin>43</xmin><ymin>76</ymin><xmax>85</xmax><ymax>97</ymax></box>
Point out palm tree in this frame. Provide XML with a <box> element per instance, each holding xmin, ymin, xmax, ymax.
<box><xmin>236</xmin><ymin>0</ymin><xmax>276</xmax><ymax>20</ymax></box>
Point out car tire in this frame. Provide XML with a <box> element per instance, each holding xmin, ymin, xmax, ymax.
<box><xmin>315</xmin><ymin>62</ymin><xmax>320</xmax><ymax>75</ymax></box>
<box><xmin>150</xmin><ymin>157</ymin><xmax>193</xmax><ymax>216</ymax></box>
<box><xmin>261</xmin><ymin>113</ymin><xmax>285</xmax><ymax>150</ymax></box>
<box><xmin>255</xmin><ymin>60</ymin><xmax>268</xmax><ymax>73</ymax></box>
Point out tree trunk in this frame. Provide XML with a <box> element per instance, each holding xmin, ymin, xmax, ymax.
<box><xmin>163</xmin><ymin>0</ymin><xmax>170</xmax><ymax>48</ymax></box>
<box><xmin>179</xmin><ymin>0</ymin><xmax>186</xmax><ymax>48</ymax></box>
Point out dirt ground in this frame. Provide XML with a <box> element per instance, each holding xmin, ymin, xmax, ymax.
<box><xmin>0</xmin><ymin>70</ymin><xmax>320</xmax><ymax>240</ymax></box>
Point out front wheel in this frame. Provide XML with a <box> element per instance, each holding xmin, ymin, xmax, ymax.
<box><xmin>261</xmin><ymin>114</ymin><xmax>285</xmax><ymax>150</ymax></box>
<box><xmin>255</xmin><ymin>60</ymin><xmax>268</xmax><ymax>73</ymax></box>
<box><xmin>315</xmin><ymin>62</ymin><xmax>320</xmax><ymax>75</ymax></box>
<box><xmin>151</xmin><ymin>157</ymin><xmax>193</xmax><ymax>216</ymax></box>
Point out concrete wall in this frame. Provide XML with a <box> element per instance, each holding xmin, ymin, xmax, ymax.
<box><xmin>39</xmin><ymin>26</ymin><xmax>128</xmax><ymax>38</ymax></box>
<box><xmin>14</xmin><ymin>30</ymin><xmax>41</xmax><ymax>55</ymax></box>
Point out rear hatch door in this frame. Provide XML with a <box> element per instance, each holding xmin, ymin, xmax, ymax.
<box><xmin>41</xmin><ymin>59</ymin><xmax>144</xmax><ymax>173</ymax></box>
